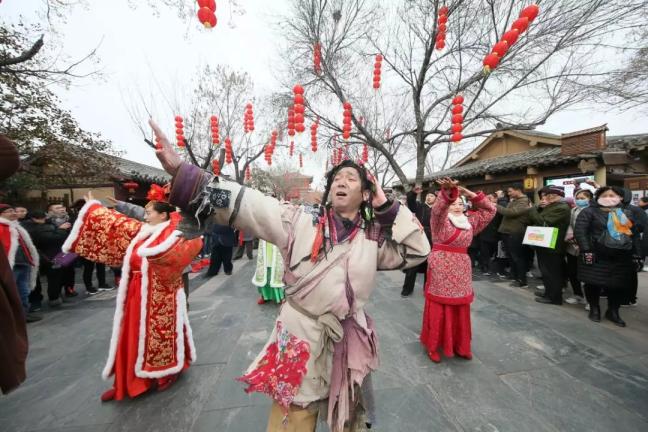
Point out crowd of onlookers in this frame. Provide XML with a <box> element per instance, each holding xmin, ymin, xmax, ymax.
<box><xmin>402</xmin><ymin>180</ymin><xmax>648</xmax><ymax>327</ymax></box>
<box><xmin>0</xmin><ymin>201</ymin><xmax>119</xmax><ymax>323</ymax></box>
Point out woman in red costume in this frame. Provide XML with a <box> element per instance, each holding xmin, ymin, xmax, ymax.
<box><xmin>420</xmin><ymin>178</ymin><xmax>495</xmax><ymax>363</ymax></box>
<box><xmin>62</xmin><ymin>189</ymin><xmax>202</xmax><ymax>401</ymax></box>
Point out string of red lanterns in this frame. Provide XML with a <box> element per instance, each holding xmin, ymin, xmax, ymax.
<box><xmin>373</xmin><ymin>54</ymin><xmax>382</xmax><ymax>90</ymax></box>
<box><xmin>196</xmin><ymin>0</ymin><xmax>217</xmax><ymax>29</ymax></box>
<box><xmin>224</xmin><ymin>137</ymin><xmax>233</xmax><ymax>164</ymax></box>
<box><xmin>310</xmin><ymin>120</ymin><xmax>319</xmax><ymax>153</ymax></box>
<box><xmin>175</xmin><ymin>116</ymin><xmax>186</xmax><ymax>149</ymax></box>
<box><xmin>314</xmin><ymin>42</ymin><xmax>322</xmax><ymax>75</ymax></box>
<box><xmin>450</xmin><ymin>94</ymin><xmax>464</xmax><ymax>143</ymax></box>
<box><xmin>293</xmin><ymin>85</ymin><xmax>306</xmax><ymax>134</ymax></box>
<box><xmin>210</xmin><ymin>115</ymin><xmax>220</xmax><ymax>146</ymax></box>
<box><xmin>342</xmin><ymin>102</ymin><xmax>352</xmax><ymax>140</ymax></box>
<box><xmin>212</xmin><ymin>159</ymin><xmax>221</xmax><ymax>176</ymax></box>
<box><xmin>244</xmin><ymin>103</ymin><xmax>255</xmax><ymax>133</ymax></box>
<box><xmin>245</xmin><ymin>165</ymin><xmax>251</xmax><ymax>182</ymax></box>
<box><xmin>483</xmin><ymin>4</ymin><xmax>539</xmax><ymax>73</ymax></box>
<box><xmin>362</xmin><ymin>143</ymin><xmax>369</xmax><ymax>163</ymax></box>
<box><xmin>289</xmin><ymin>140</ymin><xmax>295</xmax><ymax>157</ymax></box>
<box><xmin>435</xmin><ymin>5</ymin><xmax>449</xmax><ymax>50</ymax></box>
<box><xmin>299</xmin><ymin>152</ymin><xmax>303</xmax><ymax>169</ymax></box>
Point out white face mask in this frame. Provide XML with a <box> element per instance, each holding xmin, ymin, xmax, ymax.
<box><xmin>597</xmin><ymin>196</ymin><xmax>621</xmax><ymax>207</ymax></box>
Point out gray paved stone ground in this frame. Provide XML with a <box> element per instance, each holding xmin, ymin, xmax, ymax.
<box><xmin>1</xmin><ymin>259</ymin><xmax>647</xmax><ymax>432</ymax></box>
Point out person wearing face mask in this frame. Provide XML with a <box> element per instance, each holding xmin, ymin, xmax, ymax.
<box><xmin>564</xmin><ymin>189</ymin><xmax>594</xmax><ymax>305</ymax></box>
<box><xmin>528</xmin><ymin>186</ymin><xmax>572</xmax><ymax>306</ymax></box>
<box><xmin>574</xmin><ymin>186</ymin><xmax>642</xmax><ymax>326</ymax></box>
<box><xmin>420</xmin><ymin>178</ymin><xmax>496</xmax><ymax>363</ymax></box>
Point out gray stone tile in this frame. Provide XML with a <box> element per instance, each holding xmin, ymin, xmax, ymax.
<box><xmin>192</xmin><ymin>404</ymin><xmax>271</xmax><ymax>432</ymax></box>
<box><xmin>557</xmin><ymin>355</ymin><xmax>648</xmax><ymax>421</ymax></box>
<box><xmin>501</xmin><ymin>366</ymin><xmax>648</xmax><ymax>431</ymax></box>
<box><xmin>423</xmin><ymin>359</ymin><xmax>560</xmax><ymax>432</ymax></box>
<box><xmin>105</xmin><ymin>364</ymin><xmax>223</xmax><ymax>432</ymax></box>
<box><xmin>28</xmin><ymin>425</ymin><xmax>110</xmax><ymax>432</ymax></box>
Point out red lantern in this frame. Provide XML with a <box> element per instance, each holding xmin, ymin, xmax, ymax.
<box><xmin>295</xmin><ymin>123</ymin><xmax>306</xmax><ymax>133</ymax></box>
<box><xmin>520</xmin><ymin>4</ymin><xmax>539</xmax><ymax>23</ymax></box>
<box><xmin>197</xmin><ymin>0</ymin><xmax>216</xmax><ymax>11</ymax></box>
<box><xmin>502</xmin><ymin>29</ymin><xmax>520</xmax><ymax>46</ymax></box>
<box><xmin>492</xmin><ymin>40</ymin><xmax>509</xmax><ymax>57</ymax></box>
<box><xmin>373</xmin><ymin>54</ymin><xmax>382</xmax><ymax>89</ymax></box>
<box><xmin>452</xmin><ymin>95</ymin><xmax>464</xmax><ymax>105</ymax></box>
<box><xmin>451</xmin><ymin>132</ymin><xmax>463</xmax><ymax>142</ymax></box>
<box><xmin>452</xmin><ymin>114</ymin><xmax>464</xmax><ymax>124</ymax></box>
<box><xmin>175</xmin><ymin>115</ymin><xmax>185</xmax><ymax>148</ymax></box>
<box><xmin>294</xmin><ymin>94</ymin><xmax>305</xmax><ymax>105</ymax></box>
<box><xmin>293</xmin><ymin>84</ymin><xmax>304</xmax><ymax>95</ymax></box>
<box><xmin>245</xmin><ymin>165</ymin><xmax>251</xmax><ymax>181</ymax></box>
<box><xmin>436</xmin><ymin>7</ymin><xmax>448</xmax><ymax>51</ymax></box>
<box><xmin>122</xmin><ymin>181</ymin><xmax>139</xmax><ymax>194</ymax></box>
<box><xmin>482</xmin><ymin>53</ymin><xmax>500</xmax><ymax>73</ymax></box>
<box><xmin>512</xmin><ymin>17</ymin><xmax>529</xmax><ymax>34</ymax></box>
<box><xmin>314</xmin><ymin>42</ymin><xmax>322</xmax><ymax>74</ymax></box>
<box><xmin>452</xmin><ymin>105</ymin><xmax>464</xmax><ymax>115</ymax></box>
<box><xmin>197</xmin><ymin>7</ymin><xmax>217</xmax><ymax>28</ymax></box>
<box><xmin>451</xmin><ymin>123</ymin><xmax>463</xmax><ymax>133</ymax></box>
<box><xmin>212</xmin><ymin>159</ymin><xmax>221</xmax><ymax>176</ymax></box>
<box><xmin>224</xmin><ymin>137</ymin><xmax>233</xmax><ymax>164</ymax></box>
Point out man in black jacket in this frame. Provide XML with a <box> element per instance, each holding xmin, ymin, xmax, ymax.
<box><xmin>205</xmin><ymin>224</ymin><xmax>236</xmax><ymax>277</ymax></box>
<box><xmin>401</xmin><ymin>186</ymin><xmax>434</xmax><ymax>297</ymax></box>
<box><xmin>22</xmin><ymin>211</ymin><xmax>70</xmax><ymax>308</ymax></box>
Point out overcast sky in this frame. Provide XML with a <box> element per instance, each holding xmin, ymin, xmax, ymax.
<box><xmin>5</xmin><ymin>0</ymin><xmax>648</xmax><ymax>186</ymax></box>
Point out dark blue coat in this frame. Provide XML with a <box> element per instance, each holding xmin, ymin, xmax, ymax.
<box><xmin>211</xmin><ymin>224</ymin><xmax>235</xmax><ymax>248</ymax></box>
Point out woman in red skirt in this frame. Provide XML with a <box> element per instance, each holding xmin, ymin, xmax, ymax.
<box><xmin>420</xmin><ymin>178</ymin><xmax>495</xmax><ymax>362</ymax></box>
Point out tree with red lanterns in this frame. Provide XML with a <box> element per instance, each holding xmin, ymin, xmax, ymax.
<box><xmin>279</xmin><ymin>0</ymin><xmax>646</xmax><ymax>188</ymax></box>
<box><xmin>128</xmin><ymin>65</ymin><xmax>281</xmax><ymax>185</ymax></box>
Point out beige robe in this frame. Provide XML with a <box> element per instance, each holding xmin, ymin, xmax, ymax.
<box><xmin>203</xmin><ymin>178</ymin><xmax>430</xmax><ymax>408</ymax></box>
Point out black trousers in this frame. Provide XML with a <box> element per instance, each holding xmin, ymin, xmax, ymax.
<box><xmin>479</xmin><ymin>240</ymin><xmax>497</xmax><ymax>272</ymax></box>
<box><xmin>207</xmin><ymin>243</ymin><xmax>233</xmax><ymax>275</ymax></box>
<box><xmin>585</xmin><ymin>284</ymin><xmax>623</xmax><ymax>310</ymax></box>
<box><xmin>401</xmin><ymin>264</ymin><xmax>427</xmax><ymax>296</ymax></box>
<box><xmin>233</xmin><ymin>241</ymin><xmax>254</xmax><ymax>260</ymax></box>
<box><xmin>503</xmin><ymin>233</ymin><xmax>528</xmax><ymax>284</ymax></box>
<box><xmin>82</xmin><ymin>258</ymin><xmax>106</xmax><ymax>289</ymax></box>
<box><xmin>625</xmin><ymin>271</ymin><xmax>638</xmax><ymax>304</ymax></box>
<box><xmin>536</xmin><ymin>249</ymin><xmax>565</xmax><ymax>304</ymax></box>
<box><xmin>36</xmin><ymin>260</ymin><xmax>64</xmax><ymax>301</ymax></box>
<box><xmin>565</xmin><ymin>254</ymin><xmax>583</xmax><ymax>297</ymax></box>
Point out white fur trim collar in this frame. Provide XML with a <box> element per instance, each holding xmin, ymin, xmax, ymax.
<box><xmin>448</xmin><ymin>213</ymin><xmax>471</xmax><ymax>230</ymax></box>
<box><xmin>62</xmin><ymin>199</ymin><xmax>102</xmax><ymax>253</ymax></box>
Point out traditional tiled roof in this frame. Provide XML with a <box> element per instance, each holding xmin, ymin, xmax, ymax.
<box><xmin>398</xmin><ymin>133</ymin><xmax>648</xmax><ymax>185</ymax></box>
<box><xmin>109</xmin><ymin>155</ymin><xmax>171</xmax><ymax>184</ymax></box>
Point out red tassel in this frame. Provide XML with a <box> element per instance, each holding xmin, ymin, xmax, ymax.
<box><xmin>238</xmin><ymin>230</ymin><xmax>244</xmax><ymax>247</ymax></box>
<box><xmin>310</xmin><ymin>215</ymin><xmax>326</xmax><ymax>262</ymax></box>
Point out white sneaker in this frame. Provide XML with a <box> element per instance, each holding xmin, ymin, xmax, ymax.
<box><xmin>565</xmin><ymin>296</ymin><xmax>586</xmax><ymax>305</ymax></box>
<box><xmin>536</xmin><ymin>285</ymin><xmax>545</xmax><ymax>291</ymax></box>
<box><xmin>643</xmin><ymin>265</ymin><xmax>648</xmax><ymax>272</ymax></box>
<box><xmin>526</xmin><ymin>271</ymin><xmax>535</xmax><ymax>279</ymax></box>
<box><xmin>585</xmin><ymin>303</ymin><xmax>590</xmax><ymax>311</ymax></box>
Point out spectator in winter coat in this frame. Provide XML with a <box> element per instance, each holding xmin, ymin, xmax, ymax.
<box><xmin>401</xmin><ymin>186</ymin><xmax>435</xmax><ymax>297</ymax></box>
<box><xmin>0</xmin><ymin>134</ymin><xmax>28</xmax><ymax>395</ymax></box>
<box><xmin>575</xmin><ymin>186</ymin><xmax>642</xmax><ymax>326</ymax></box>
<box><xmin>529</xmin><ymin>186</ymin><xmax>571</xmax><ymax>305</ymax></box>
<box><xmin>205</xmin><ymin>224</ymin><xmax>236</xmax><ymax>277</ymax></box>
<box><xmin>497</xmin><ymin>184</ymin><xmax>532</xmax><ymax>287</ymax></box>
<box><xmin>564</xmin><ymin>189</ymin><xmax>593</xmax><ymax>305</ymax></box>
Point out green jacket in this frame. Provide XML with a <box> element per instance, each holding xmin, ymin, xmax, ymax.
<box><xmin>497</xmin><ymin>196</ymin><xmax>532</xmax><ymax>235</ymax></box>
<box><xmin>528</xmin><ymin>201</ymin><xmax>571</xmax><ymax>253</ymax></box>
